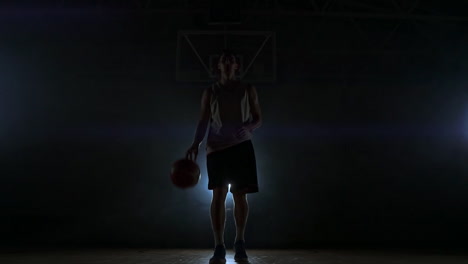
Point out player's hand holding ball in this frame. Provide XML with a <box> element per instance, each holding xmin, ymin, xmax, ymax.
<box><xmin>185</xmin><ymin>143</ymin><xmax>199</xmax><ymax>161</ymax></box>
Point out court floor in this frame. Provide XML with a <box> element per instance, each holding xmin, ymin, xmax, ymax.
<box><xmin>1</xmin><ymin>248</ymin><xmax>467</xmax><ymax>264</ymax></box>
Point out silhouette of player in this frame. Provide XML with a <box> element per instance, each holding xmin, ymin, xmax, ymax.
<box><xmin>186</xmin><ymin>49</ymin><xmax>262</xmax><ymax>264</ymax></box>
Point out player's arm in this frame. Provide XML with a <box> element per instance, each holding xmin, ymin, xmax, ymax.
<box><xmin>245</xmin><ymin>85</ymin><xmax>262</xmax><ymax>131</ymax></box>
<box><xmin>190</xmin><ymin>87</ymin><xmax>211</xmax><ymax>147</ymax></box>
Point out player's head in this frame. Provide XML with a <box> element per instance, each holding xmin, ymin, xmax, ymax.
<box><xmin>218</xmin><ymin>49</ymin><xmax>239</xmax><ymax>78</ymax></box>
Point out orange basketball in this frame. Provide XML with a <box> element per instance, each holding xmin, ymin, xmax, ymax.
<box><xmin>170</xmin><ymin>158</ymin><xmax>201</xmax><ymax>189</ymax></box>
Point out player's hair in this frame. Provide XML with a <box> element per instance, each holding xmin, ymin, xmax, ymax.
<box><xmin>220</xmin><ymin>49</ymin><xmax>237</xmax><ymax>60</ymax></box>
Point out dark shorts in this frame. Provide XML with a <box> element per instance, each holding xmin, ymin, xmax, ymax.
<box><xmin>207</xmin><ymin>140</ymin><xmax>259</xmax><ymax>193</ymax></box>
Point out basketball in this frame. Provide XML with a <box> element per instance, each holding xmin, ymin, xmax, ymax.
<box><xmin>170</xmin><ymin>158</ymin><xmax>201</xmax><ymax>189</ymax></box>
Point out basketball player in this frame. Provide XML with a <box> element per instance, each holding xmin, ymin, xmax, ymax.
<box><xmin>186</xmin><ymin>50</ymin><xmax>262</xmax><ymax>264</ymax></box>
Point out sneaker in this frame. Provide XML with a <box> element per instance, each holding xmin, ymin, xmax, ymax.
<box><xmin>209</xmin><ymin>244</ymin><xmax>226</xmax><ymax>264</ymax></box>
<box><xmin>234</xmin><ymin>240</ymin><xmax>248</xmax><ymax>262</ymax></box>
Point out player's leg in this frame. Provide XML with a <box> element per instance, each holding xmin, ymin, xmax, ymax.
<box><xmin>210</xmin><ymin>186</ymin><xmax>228</xmax><ymax>264</ymax></box>
<box><xmin>233</xmin><ymin>191</ymin><xmax>248</xmax><ymax>242</ymax></box>
<box><xmin>233</xmin><ymin>190</ymin><xmax>249</xmax><ymax>262</ymax></box>
<box><xmin>211</xmin><ymin>186</ymin><xmax>229</xmax><ymax>246</ymax></box>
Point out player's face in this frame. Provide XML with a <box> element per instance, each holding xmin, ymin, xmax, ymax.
<box><xmin>218</xmin><ymin>54</ymin><xmax>238</xmax><ymax>74</ymax></box>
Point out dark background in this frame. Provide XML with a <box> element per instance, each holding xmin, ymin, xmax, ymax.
<box><xmin>0</xmin><ymin>1</ymin><xmax>467</xmax><ymax>249</ymax></box>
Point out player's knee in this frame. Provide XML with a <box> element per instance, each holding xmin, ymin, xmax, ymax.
<box><xmin>233</xmin><ymin>192</ymin><xmax>247</xmax><ymax>202</ymax></box>
<box><xmin>213</xmin><ymin>187</ymin><xmax>228</xmax><ymax>201</ymax></box>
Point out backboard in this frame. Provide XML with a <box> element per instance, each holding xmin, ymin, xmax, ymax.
<box><xmin>176</xmin><ymin>30</ymin><xmax>276</xmax><ymax>83</ymax></box>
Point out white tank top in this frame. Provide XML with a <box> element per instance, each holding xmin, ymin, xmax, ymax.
<box><xmin>206</xmin><ymin>81</ymin><xmax>253</xmax><ymax>154</ymax></box>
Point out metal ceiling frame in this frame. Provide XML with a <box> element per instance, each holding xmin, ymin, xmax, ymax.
<box><xmin>43</xmin><ymin>0</ymin><xmax>468</xmax><ymax>22</ymax></box>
